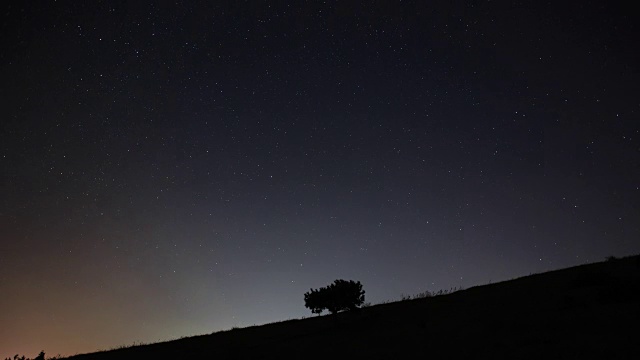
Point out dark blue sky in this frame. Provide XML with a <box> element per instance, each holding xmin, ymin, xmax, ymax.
<box><xmin>1</xmin><ymin>1</ymin><xmax>638</xmax><ymax>357</ymax></box>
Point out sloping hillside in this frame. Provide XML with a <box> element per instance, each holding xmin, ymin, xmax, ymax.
<box><xmin>65</xmin><ymin>255</ymin><xmax>640</xmax><ymax>359</ymax></box>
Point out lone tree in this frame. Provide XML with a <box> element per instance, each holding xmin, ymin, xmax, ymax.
<box><xmin>304</xmin><ymin>279</ymin><xmax>365</xmax><ymax>315</ymax></box>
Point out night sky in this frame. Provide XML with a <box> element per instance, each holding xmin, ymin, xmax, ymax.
<box><xmin>1</xmin><ymin>1</ymin><xmax>639</xmax><ymax>357</ymax></box>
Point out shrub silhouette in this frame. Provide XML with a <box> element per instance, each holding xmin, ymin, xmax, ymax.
<box><xmin>304</xmin><ymin>279</ymin><xmax>365</xmax><ymax>315</ymax></box>
<box><xmin>5</xmin><ymin>351</ymin><xmax>45</xmax><ymax>360</ymax></box>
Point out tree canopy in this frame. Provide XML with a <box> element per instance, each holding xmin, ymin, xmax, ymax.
<box><xmin>304</xmin><ymin>279</ymin><xmax>365</xmax><ymax>315</ymax></box>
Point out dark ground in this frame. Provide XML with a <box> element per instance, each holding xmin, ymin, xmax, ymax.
<box><xmin>63</xmin><ymin>255</ymin><xmax>639</xmax><ymax>360</ymax></box>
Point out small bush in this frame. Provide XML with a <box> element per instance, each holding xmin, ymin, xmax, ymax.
<box><xmin>5</xmin><ymin>351</ymin><xmax>46</xmax><ymax>360</ymax></box>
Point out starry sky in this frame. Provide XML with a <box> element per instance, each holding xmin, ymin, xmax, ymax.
<box><xmin>1</xmin><ymin>0</ymin><xmax>639</xmax><ymax>357</ymax></box>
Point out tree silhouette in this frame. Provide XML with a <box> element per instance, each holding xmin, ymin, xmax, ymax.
<box><xmin>304</xmin><ymin>279</ymin><xmax>365</xmax><ymax>315</ymax></box>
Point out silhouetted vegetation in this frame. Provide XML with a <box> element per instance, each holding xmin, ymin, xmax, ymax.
<box><xmin>5</xmin><ymin>351</ymin><xmax>51</xmax><ymax>360</ymax></box>
<box><xmin>304</xmin><ymin>279</ymin><xmax>365</xmax><ymax>314</ymax></box>
<box><xmin>400</xmin><ymin>287</ymin><xmax>462</xmax><ymax>301</ymax></box>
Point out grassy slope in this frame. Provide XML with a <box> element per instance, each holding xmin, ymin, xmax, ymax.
<box><xmin>65</xmin><ymin>255</ymin><xmax>640</xmax><ymax>360</ymax></box>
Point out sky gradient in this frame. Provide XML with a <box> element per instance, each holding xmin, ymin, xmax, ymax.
<box><xmin>1</xmin><ymin>1</ymin><xmax>639</xmax><ymax>357</ymax></box>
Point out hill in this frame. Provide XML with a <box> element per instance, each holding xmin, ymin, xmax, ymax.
<box><xmin>63</xmin><ymin>255</ymin><xmax>639</xmax><ymax>359</ymax></box>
